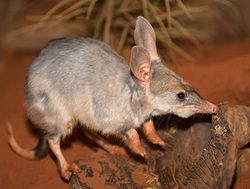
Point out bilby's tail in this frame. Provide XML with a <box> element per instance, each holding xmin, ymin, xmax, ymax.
<box><xmin>7</xmin><ymin>122</ymin><xmax>49</xmax><ymax>159</ymax></box>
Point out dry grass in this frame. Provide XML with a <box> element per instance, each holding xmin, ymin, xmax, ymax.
<box><xmin>8</xmin><ymin>0</ymin><xmax>241</xmax><ymax>62</ymax></box>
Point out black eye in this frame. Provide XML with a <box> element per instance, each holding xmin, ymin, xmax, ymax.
<box><xmin>177</xmin><ymin>92</ymin><xmax>186</xmax><ymax>100</ymax></box>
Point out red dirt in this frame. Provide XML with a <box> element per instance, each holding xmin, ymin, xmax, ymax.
<box><xmin>0</xmin><ymin>31</ymin><xmax>250</xmax><ymax>189</ymax></box>
<box><xmin>0</xmin><ymin>38</ymin><xmax>249</xmax><ymax>189</ymax></box>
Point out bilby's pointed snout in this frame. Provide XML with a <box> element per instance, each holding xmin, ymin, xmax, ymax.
<box><xmin>211</xmin><ymin>104</ymin><xmax>218</xmax><ymax>114</ymax></box>
<box><xmin>203</xmin><ymin>101</ymin><xmax>218</xmax><ymax>114</ymax></box>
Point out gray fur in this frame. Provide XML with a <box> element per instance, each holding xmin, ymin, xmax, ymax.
<box><xmin>25</xmin><ymin>17</ymin><xmax>216</xmax><ymax>140</ymax></box>
<box><xmin>26</xmin><ymin>38</ymin><xmax>151</xmax><ymax>137</ymax></box>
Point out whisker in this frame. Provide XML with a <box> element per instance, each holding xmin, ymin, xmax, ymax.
<box><xmin>154</xmin><ymin>116</ymin><xmax>164</xmax><ymax>129</ymax></box>
<box><xmin>155</xmin><ymin>114</ymin><xmax>170</xmax><ymax>129</ymax></box>
<box><xmin>192</xmin><ymin>113</ymin><xmax>197</xmax><ymax>119</ymax></box>
<box><xmin>116</xmin><ymin>139</ymin><xmax>123</xmax><ymax>146</ymax></box>
<box><xmin>154</xmin><ymin>116</ymin><xmax>162</xmax><ymax>129</ymax></box>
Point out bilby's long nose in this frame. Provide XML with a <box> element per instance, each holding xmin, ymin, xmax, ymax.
<box><xmin>203</xmin><ymin>101</ymin><xmax>218</xmax><ymax>114</ymax></box>
<box><xmin>211</xmin><ymin>104</ymin><xmax>218</xmax><ymax>113</ymax></box>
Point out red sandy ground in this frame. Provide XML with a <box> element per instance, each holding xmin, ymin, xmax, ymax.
<box><xmin>0</xmin><ymin>38</ymin><xmax>249</xmax><ymax>188</ymax></box>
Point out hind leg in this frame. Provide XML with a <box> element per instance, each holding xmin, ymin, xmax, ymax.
<box><xmin>48</xmin><ymin>135</ymin><xmax>79</xmax><ymax>180</ymax></box>
<box><xmin>26</xmin><ymin>99</ymin><xmax>77</xmax><ymax>180</ymax></box>
<box><xmin>83</xmin><ymin>131</ymin><xmax>119</xmax><ymax>154</ymax></box>
<box><xmin>48</xmin><ymin>136</ymin><xmax>70</xmax><ymax>180</ymax></box>
<box><xmin>47</xmin><ymin>121</ymin><xmax>78</xmax><ymax>181</ymax></box>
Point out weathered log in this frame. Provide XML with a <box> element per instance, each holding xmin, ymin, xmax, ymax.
<box><xmin>70</xmin><ymin>103</ymin><xmax>250</xmax><ymax>189</ymax></box>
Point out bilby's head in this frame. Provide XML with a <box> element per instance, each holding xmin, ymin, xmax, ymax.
<box><xmin>128</xmin><ymin>16</ymin><xmax>217</xmax><ymax>118</ymax></box>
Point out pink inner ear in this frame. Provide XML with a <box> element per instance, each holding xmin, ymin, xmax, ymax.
<box><xmin>139</xmin><ymin>66</ymin><xmax>150</xmax><ymax>81</ymax></box>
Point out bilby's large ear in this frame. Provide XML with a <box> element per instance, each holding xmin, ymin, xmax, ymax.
<box><xmin>134</xmin><ymin>16</ymin><xmax>159</xmax><ymax>60</ymax></box>
<box><xmin>129</xmin><ymin>46</ymin><xmax>151</xmax><ymax>82</ymax></box>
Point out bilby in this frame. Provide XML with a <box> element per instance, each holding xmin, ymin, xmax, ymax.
<box><xmin>8</xmin><ymin>16</ymin><xmax>217</xmax><ymax>180</ymax></box>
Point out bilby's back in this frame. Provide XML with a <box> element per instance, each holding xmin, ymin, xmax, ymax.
<box><xmin>25</xmin><ymin>38</ymin><xmax>141</xmax><ymax>135</ymax></box>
